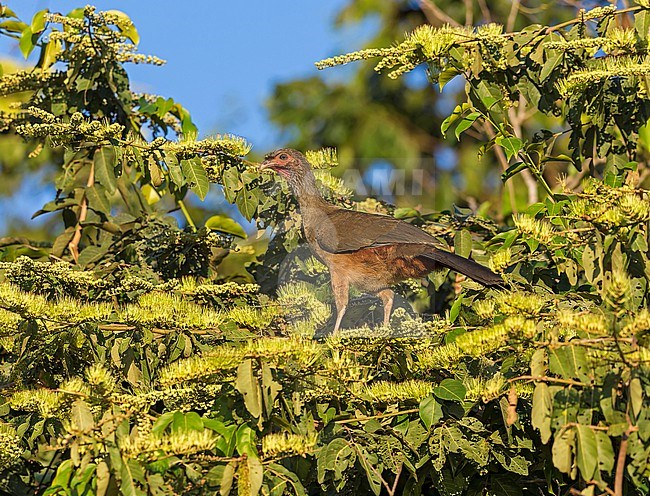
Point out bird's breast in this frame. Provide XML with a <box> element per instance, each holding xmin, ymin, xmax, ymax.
<box><xmin>312</xmin><ymin>244</ymin><xmax>434</xmax><ymax>293</ymax></box>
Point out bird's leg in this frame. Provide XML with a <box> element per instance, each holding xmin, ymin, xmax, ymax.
<box><xmin>331</xmin><ymin>273</ymin><xmax>349</xmax><ymax>333</ymax></box>
<box><xmin>377</xmin><ymin>288</ymin><xmax>395</xmax><ymax>327</ymax></box>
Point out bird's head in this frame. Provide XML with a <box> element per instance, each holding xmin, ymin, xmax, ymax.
<box><xmin>258</xmin><ymin>148</ymin><xmax>310</xmax><ymax>182</ymax></box>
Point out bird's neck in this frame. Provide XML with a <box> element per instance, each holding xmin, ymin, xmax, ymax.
<box><xmin>291</xmin><ymin>169</ymin><xmax>328</xmax><ymax>210</ymax></box>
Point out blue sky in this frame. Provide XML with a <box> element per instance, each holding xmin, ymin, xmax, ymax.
<box><xmin>4</xmin><ymin>1</ymin><xmax>372</xmax><ymax>151</ymax></box>
<box><xmin>0</xmin><ymin>1</ymin><xmax>377</xmax><ymax>233</ymax></box>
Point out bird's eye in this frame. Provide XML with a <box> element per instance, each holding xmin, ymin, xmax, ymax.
<box><xmin>279</xmin><ymin>153</ymin><xmax>288</xmax><ymax>160</ymax></box>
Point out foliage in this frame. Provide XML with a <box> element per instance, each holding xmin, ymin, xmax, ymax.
<box><xmin>0</xmin><ymin>5</ymin><xmax>256</xmax><ymax>277</ymax></box>
<box><xmin>1</xmin><ymin>2</ymin><xmax>650</xmax><ymax>496</ymax></box>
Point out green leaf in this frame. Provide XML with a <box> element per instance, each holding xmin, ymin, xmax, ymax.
<box><xmin>575</xmin><ymin>424</ymin><xmax>598</xmax><ymax>481</ymax></box>
<box><xmin>0</xmin><ymin>20</ymin><xmax>28</xmax><ymax>34</ymax></box>
<box><xmin>501</xmin><ymin>161</ymin><xmax>526</xmax><ymax>181</ymax></box>
<box><xmin>49</xmin><ymin>460</ymin><xmax>73</xmax><ymax>488</ymax></box>
<box><xmin>141</xmin><ymin>184</ymin><xmax>161</xmax><ymax>205</ymax></box>
<box><xmin>454</xmin><ymin>229</ymin><xmax>472</xmax><ymax>258</ymax></box>
<box><xmin>19</xmin><ymin>26</ymin><xmax>35</xmax><ymax>59</ymax></box>
<box><xmin>630</xmin><ymin>377</ymin><xmax>643</xmax><ymax>420</ymax></box>
<box><xmin>206</xmin><ymin>215</ymin><xmax>247</xmax><ymax>238</ymax></box>
<box><xmin>454</xmin><ymin>111</ymin><xmax>481</xmax><ymax>140</ymax></box>
<box><xmin>321</xmin><ymin>438</ymin><xmax>355</xmax><ymax>482</ymax></box>
<box><xmin>441</xmin><ymin>103</ymin><xmax>470</xmax><ymax>137</ymax></box>
<box><xmin>433</xmin><ymin>379</ymin><xmax>467</xmax><ymax>402</ymax></box>
<box><xmin>71</xmin><ymin>400</ymin><xmax>94</xmax><ymax>431</ymax></box>
<box><xmin>236</xmin><ymin>188</ymin><xmax>260</xmax><ymax>220</ymax></box>
<box><xmin>41</xmin><ymin>36</ymin><xmax>62</xmax><ymax>70</ymax></box>
<box><xmin>357</xmin><ymin>447</ymin><xmax>381</xmax><ymax>496</ymax></box>
<box><xmin>438</xmin><ymin>67</ymin><xmax>461</xmax><ymax>90</ymax></box>
<box><xmin>490</xmin><ymin>475</ymin><xmax>524</xmax><ymax>496</ymax></box>
<box><xmin>30</xmin><ymin>9</ymin><xmax>48</xmax><ymax>33</ymax></box>
<box><xmin>206</xmin><ymin>462</ymin><xmax>236</xmax><ymax>495</ymax></box>
<box><xmin>530</xmin><ymin>349</ymin><xmax>547</xmax><ymax>377</ymax></box>
<box><xmin>94</xmin><ymin>146</ymin><xmax>117</xmax><ymax>195</ymax></box>
<box><xmin>552</xmin><ymin>429</ymin><xmax>574</xmax><ymax>474</ymax></box>
<box><xmin>449</xmin><ymin>293</ymin><xmax>463</xmax><ymax>324</ymax></box>
<box><xmin>266</xmin><ymin>463</ymin><xmax>306</xmax><ymax>496</ymax></box>
<box><xmin>394</xmin><ymin>207</ymin><xmax>419</xmax><ymax>219</ymax></box>
<box><xmin>171</xmin><ymin>411</ymin><xmax>203</xmax><ymax>433</ymax></box>
<box><xmin>235</xmin><ymin>359</ymin><xmax>262</xmax><ymax>418</ymax></box>
<box><xmin>165</xmin><ymin>152</ymin><xmax>184</xmax><ymax>187</ymax></box>
<box><xmin>419</xmin><ymin>395</ymin><xmax>443</xmax><ymax>430</ymax></box>
<box><xmin>151</xmin><ymin>411</ymin><xmax>175</xmax><ymax>436</ymax></box>
<box><xmin>77</xmin><ymin>246</ymin><xmax>107</xmax><ymax>267</ymax></box>
<box><xmin>235</xmin><ymin>424</ymin><xmax>257</xmax><ymax>457</ymax></box>
<box><xmin>95</xmin><ymin>461</ymin><xmax>110</xmax><ymax>496</ymax></box>
<box><xmin>105</xmin><ymin>10</ymin><xmax>140</xmax><ymax>44</ymax></box>
<box><xmin>86</xmin><ymin>184</ymin><xmax>111</xmax><ymax>214</ymax></box>
<box><xmin>582</xmin><ymin>245</ymin><xmax>597</xmax><ymax>283</ymax></box>
<box><xmin>595</xmin><ymin>431</ymin><xmax>615</xmax><ymax>475</ymax></box>
<box><xmin>531</xmin><ymin>383</ymin><xmax>552</xmax><ymax>443</ymax></box>
<box><xmin>635</xmin><ymin>10</ymin><xmax>650</xmax><ymax>40</ymax></box>
<box><xmin>120</xmin><ymin>458</ymin><xmax>145</xmax><ymax>496</ymax></box>
<box><xmin>540</xmin><ymin>53</ymin><xmax>562</xmax><ymax>82</ymax></box>
<box><xmin>181</xmin><ymin>157</ymin><xmax>209</xmax><ymax>200</ymax></box>
<box><xmin>147</xmin><ymin>155</ymin><xmax>162</xmax><ymax>187</ymax></box>
<box><xmin>246</xmin><ymin>456</ymin><xmax>264</xmax><ymax>496</ymax></box>
<box><xmin>496</xmin><ymin>136</ymin><xmax>523</xmax><ymax>161</ymax></box>
<box><xmin>549</xmin><ymin>346</ymin><xmax>590</xmax><ymax>382</ymax></box>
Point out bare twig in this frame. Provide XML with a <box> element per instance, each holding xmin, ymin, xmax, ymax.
<box><xmin>335</xmin><ymin>408</ymin><xmax>419</xmax><ymax>424</ymax></box>
<box><xmin>68</xmin><ymin>158</ymin><xmax>95</xmax><ymax>262</ymax></box>
<box><xmin>476</xmin><ymin>0</ymin><xmax>493</xmax><ymax>22</ymax></box>
<box><xmin>614</xmin><ymin>415</ymin><xmax>638</xmax><ymax>496</ymax></box>
<box><xmin>506</xmin><ymin>0</ymin><xmax>521</xmax><ymax>31</ymax></box>
<box><xmin>510</xmin><ymin>375</ymin><xmax>588</xmax><ymax>387</ymax></box>
<box><xmin>419</xmin><ymin>0</ymin><xmax>460</xmax><ymax>26</ymax></box>
<box><xmin>464</xmin><ymin>0</ymin><xmax>473</xmax><ymax>26</ymax></box>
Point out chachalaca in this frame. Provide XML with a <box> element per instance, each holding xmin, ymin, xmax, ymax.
<box><xmin>259</xmin><ymin>148</ymin><xmax>502</xmax><ymax>332</ymax></box>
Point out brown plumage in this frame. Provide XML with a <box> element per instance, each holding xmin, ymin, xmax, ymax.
<box><xmin>260</xmin><ymin>148</ymin><xmax>502</xmax><ymax>332</ymax></box>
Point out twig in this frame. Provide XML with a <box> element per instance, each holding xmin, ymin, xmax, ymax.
<box><xmin>477</xmin><ymin>0</ymin><xmax>492</xmax><ymax>22</ymax></box>
<box><xmin>510</xmin><ymin>375</ymin><xmax>588</xmax><ymax>387</ymax></box>
<box><xmin>614</xmin><ymin>416</ymin><xmax>638</xmax><ymax>496</ymax></box>
<box><xmin>419</xmin><ymin>0</ymin><xmax>460</xmax><ymax>26</ymax></box>
<box><xmin>547</xmin><ymin>6</ymin><xmax>640</xmax><ymax>34</ymax></box>
<box><xmin>335</xmin><ymin>408</ymin><xmax>419</xmax><ymax>424</ymax></box>
<box><xmin>506</xmin><ymin>0</ymin><xmax>521</xmax><ymax>32</ymax></box>
<box><xmin>68</xmin><ymin>157</ymin><xmax>95</xmax><ymax>262</ymax></box>
<box><xmin>177</xmin><ymin>199</ymin><xmax>196</xmax><ymax>231</ymax></box>
<box><xmin>463</xmin><ymin>0</ymin><xmax>473</xmax><ymax>26</ymax></box>
<box><xmin>389</xmin><ymin>463</ymin><xmax>403</xmax><ymax>496</ymax></box>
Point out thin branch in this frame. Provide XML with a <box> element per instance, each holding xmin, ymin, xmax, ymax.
<box><xmin>614</xmin><ymin>414</ymin><xmax>638</xmax><ymax>496</ymax></box>
<box><xmin>464</xmin><ymin>0</ymin><xmax>473</xmax><ymax>26</ymax></box>
<box><xmin>335</xmin><ymin>408</ymin><xmax>419</xmax><ymax>424</ymax></box>
<box><xmin>68</xmin><ymin>157</ymin><xmax>95</xmax><ymax>262</ymax></box>
<box><xmin>388</xmin><ymin>463</ymin><xmax>403</xmax><ymax>496</ymax></box>
<box><xmin>506</xmin><ymin>0</ymin><xmax>521</xmax><ymax>32</ymax></box>
<box><xmin>476</xmin><ymin>0</ymin><xmax>492</xmax><ymax>22</ymax></box>
<box><xmin>546</xmin><ymin>6</ymin><xmax>640</xmax><ymax>34</ymax></box>
<box><xmin>510</xmin><ymin>375</ymin><xmax>589</xmax><ymax>387</ymax></box>
<box><xmin>419</xmin><ymin>0</ymin><xmax>460</xmax><ymax>26</ymax></box>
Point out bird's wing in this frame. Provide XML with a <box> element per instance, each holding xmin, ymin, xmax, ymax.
<box><xmin>315</xmin><ymin>208</ymin><xmax>444</xmax><ymax>253</ymax></box>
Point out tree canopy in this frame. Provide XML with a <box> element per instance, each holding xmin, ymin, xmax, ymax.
<box><xmin>0</xmin><ymin>2</ymin><xmax>649</xmax><ymax>496</ymax></box>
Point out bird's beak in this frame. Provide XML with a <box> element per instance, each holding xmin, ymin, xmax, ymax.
<box><xmin>258</xmin><ymin>159</ymin><xmax>275</xmax><ymax>172</ymax></box>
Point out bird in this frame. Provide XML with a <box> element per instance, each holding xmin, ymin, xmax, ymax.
<box><xmin>259</xmin><ymin>148</ymin><xmax>503</xmax><ymax>332</ymax></box>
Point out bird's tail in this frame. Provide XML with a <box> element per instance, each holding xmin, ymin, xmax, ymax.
<box><xmin>422</xmin><ymin>250</ymin><xmax>503</xmax><ymax>286</ymax></box>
